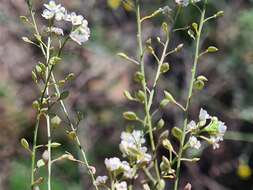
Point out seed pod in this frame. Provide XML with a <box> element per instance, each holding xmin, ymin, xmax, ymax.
<box><xmin>123</xmin><ymin>111</ymin><xmax>138</xmax><ymax>121</ymax></box>
<box><xmin>160</xmin><ymin>62</ymin><xmax>170</xmax><ymax>73</ymax></box>
<box><xmin>207</xmin><ymin>46</ymin><xmax>218</xmax><ymax>53</ymax></box>
<box><xmin>21</xmin><ymin>138</ymin><xmax>30</xmax><ymax>151</ymax></box>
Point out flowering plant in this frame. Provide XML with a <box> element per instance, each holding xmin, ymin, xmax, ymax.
<box><xmin>20</xmin><ymin>0</ymin><xmax>226</xmax><ymax>190</ymax></box>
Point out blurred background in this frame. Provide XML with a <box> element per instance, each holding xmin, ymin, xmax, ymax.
<box><xmin>0</xmin><ymin>0</ymin><xmax>253</xmax><ymax>189</ymax></box>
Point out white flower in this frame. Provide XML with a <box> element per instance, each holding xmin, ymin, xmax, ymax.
<box><xmin>139</xmin><ymin>153</ymin><xmax>152</xmax><ymax>163</ymax></box>
<box><xmin>189</xmin><ymin>136</ymin><xmax>201</xmax><ymax>149</ymax></box>
<box><xmin>70</xmin><ymin>12</ymin><xmax>84</xmax><ymax>25</ymax></box>
<box><xmin>55</xmin><ymin>7</ymin><xmax>66</xmax><ymax>21</ymax></box>
<box><xmin>119</xmin><ymin>130</ymin><xmax>145</xmax><ymax>156</ymax></box>
<box><xmin>115</xmin><ymin>181</ymin><xmax>127</xmax><ymax>190</ymax></box>
<box><xmin>42</xmin><ymin>1</ymin><xmax>63</xmax><ymax>20</ymax></box>
<box><xmin>64</xmin><ymin>13</ymin><xmax>72</xmax><ymax>22</ymax></box>
<box><xmin>121</xmin><ymin>161</ymin><xmax>134</xmax><ymax>179</ymax></box>
<box><xmin>50</xmin><ymin>27</ymin><xmax>64</xmax><ymax>35</ymax></box>
<box><xmin>70</xmin><ymin>20</ymin><xmax>90</xmax><ymax>45</ymax></box>
<box><xmin>210</xmin><ymin>136</ymin><xmax>222</xmax><ymax>150</ymax></box>
<box><xmin>217</xmin><ymin>121</ymin><xmax>227</xmax><ymax>137</ymax></box>
<box><xmin>44</xmin><ymin>1</ymin><xmax>61</xmax><ymax>12</ymax></box>
<box><xmin>42</xmin><ymin>9</ymin><xmax>55</xmax><ymax>19</ymax></box>
<box><xmin>199</xmin><ymin>108</ymin><xmax>211</xmax><ymax>121</ymax></box>
<box><xmin>94</xmin><ymin>176</ymin><xmax>108</xmax><ymax>186</ymax></box>
<box><xmin>187</xmin><ymin>120</ymin><xmax>197</xmax><ymax>131</ymax></box>
<box><xmin>175</xmin><ymin>0</ymin><xmax>189</xmax><ymax>7</ymax></box>
<box><xmin>104</xmin><ymin>157</ymin><xmax>122</xmax><ymax>171</ymax></box>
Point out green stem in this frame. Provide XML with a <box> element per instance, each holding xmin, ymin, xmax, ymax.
<box><xmin>136</xmin><ymin>0</ymin><xmax>161</xmax><ymax>182</ymax></box>
<box><xmin>51</xmin><ymin>73</ymin><xmax>99</xmax><ymax>190</ymax></box>
<box><xmin>31</xmin><ymin>114</ymin><xmax>40</xmax><ymax>188</ymax></box>
<box><xmin>45</xmin><ymin>37</ymin><xmax>52</xmax><ymax>190</ymax></box>
<box><xmin>173</xmin><ymin>3</ymin><xmax>207</xmax><ymax>190</ymax></box>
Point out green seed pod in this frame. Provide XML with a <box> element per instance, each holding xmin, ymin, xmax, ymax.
<box><xmin>123</xmin><ymin>90</ymin><xmax>134</xmax><ymax>101</ymax></box>
<box><xmin>65</xmin><ymin>73</ymin><xmax>75</xmax><ymax>81</ymax></box>
<box><xmin>67</xmin><ymin>131</ymin><xmax>77</xmax><ymax>140</ymax></box>
<box><xmin>51</xmin><ymin>115</ymin><xmax>61</xmax><ymax>128</ymax></box>
<box><xmin>32</xmin><ymin>71</ymin><xmax>38</xmax><ymax>83</ymax></box>
<box><xmin>60</xmin><ymin>91</ymin><xmax>69</xmax><ymax>100</ymax></box>
<box><xmin>160</xmin><ymin>99</ymin><xmax>170</xmax><ymax>108</ymax></box>
<box><xmin>162</xmin><ymin>139</ymin><xmax>174</xmax><ymax>152</ymax></box>
<box><xmin>159</xmin><ymin>130</ymin><xmax>169</xmax><ymax>142</ymax></box>
<box><xmin>207</xmin><ymin>46</ymin><xmax>218</xmax><ymax>53</ymax></box>
<box><xmin>21</xmin><ymin>138</ymin><xmax>30</xmax><ymax>151</ymax></box>
<box><xmin>134</xmin><ymin>71</ymin><xmax>144</xmax><ymax>83</ymax></box>
<box><xmin>162</xmin><ymin>22</ymin><xmax>168</xmax><ymax>34</ymax></box>
<box><xmin>164</xmin><ymin>91</ymin><xmax>175</xmax><ymax>102</ymax></box>
<box><xmin>192</xmin><ymin>22</ymin><xmax>198</xmax><ymax>33</ymax></box>
<box><xmin>32</xmin><ymin>100</ymin><xmax>40</xmax><ymax>110</ymax></box>
<box><xmin>172</xmin><ymin>127</ymin><xmax>182</xmax><ymax>142</ymax></box>
<box><xmin>157</xmin><ymin>118</ymin><xmax>165</xmax><ymax>129</ymax></box>
<box><xmin>194</xmin><ymin>80</ymin><xmax>205</xmax><ymax>90</ymax></box>
<box><xmin>215</xmin><ymin>11</ymin><xmax>224</xmax><ymax>17</ymax></box>
<box><xmin>197</xmin><ymin>75</ymin><xmax>208</xmax><ymax>82</ymax></box>
<box><xmin>160</xmin><ymin>62</ymin><xmax>170</xmax><ymax>73</ymax></box>
<box><xmin>123</xmin><ymin>111</ymin><xmax>138</xmax><ymax>121</ymax></box>
<box><xmin>49</xmin><ymin>56</ymin><xmax>61</xmax><ymax>65</ymax></box>
<box><xmin>136</xmin><ymin>90</ymin><xmax>145</xmax><ymax>103</ymax></box>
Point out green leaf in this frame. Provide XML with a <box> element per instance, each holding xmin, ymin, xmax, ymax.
<box><xmin>172</xmin><ymin>127</ymin><xmax>182</xmax><ymax>141</ymax></box>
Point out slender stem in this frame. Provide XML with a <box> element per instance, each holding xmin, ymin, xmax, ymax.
<box><xmin>45</xmin><ymin>37</ymin><xmax>52</xmax><ymax>190</ymax></box>
<box><xmin>31</xmin><ymin>114</ymin><xmax>40</xmax><ymax>188</ymax></box>
<box><xmin>51</xmin><ymin>73</ymin><xmax>99</xmax><ymax>190</ymax></box>
<box><xmin>173</xmin><ymin>3</ymin><xmax>207</xmax><ymax>190</ymax></box>
<box><xmin>136</xmin><ymin>0</ymin><xmax>161</xmax><ymax>182</ymax></box>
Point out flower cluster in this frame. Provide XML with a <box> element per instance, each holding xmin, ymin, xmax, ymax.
<box><xmin>119</xmin><ymin>130</ymin><xmax>151</xmax><ymax>164</ymax></box>
<box><xmin>42</xmin><ymin>0</ymin><xmax>90</xmax><ymax>45</ymax></box>
<box><xmin>175</xmin><ymin>0</ymin><xmax>201</xmax><ymax>7</ymax></box>
<box><xmin>187</xmin><ymin>108</ymin><xmax>227</xmax><ymax>150</ymax></box>
<box><xmin>94</xmin><ymin>157</ymin><xmax>134</xmax><ymax>188</ymax></box>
